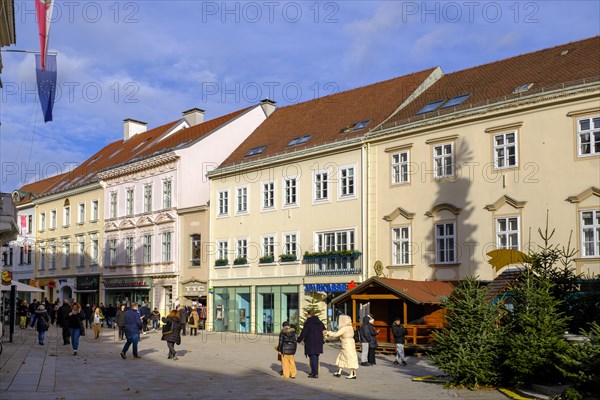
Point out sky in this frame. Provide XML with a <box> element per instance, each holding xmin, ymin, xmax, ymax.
<box><xmin>0</xmin><ymin>0</ymin><xmax>599</xmax><ymax>192</ymax></box>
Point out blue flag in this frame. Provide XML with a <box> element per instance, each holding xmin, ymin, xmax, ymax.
<box><xmin>35</xmin><ymin>53</ymin><xmax>57</xmax><ymax>122</ymax></box>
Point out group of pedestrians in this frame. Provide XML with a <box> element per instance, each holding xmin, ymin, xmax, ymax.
<box><xmin>278</xmin><ymin>310</ymin><xmax>409</xmax><ymax>381</ymax></box>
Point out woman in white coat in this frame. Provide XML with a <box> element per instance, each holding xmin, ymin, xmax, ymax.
<box><xmin>327</xmin><ymin>314</ymin><xmax>359</xmax><ymax>379</ymax></box>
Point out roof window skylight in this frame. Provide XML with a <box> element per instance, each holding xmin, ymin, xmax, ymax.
<box><xmin>88</xmin><ymin>155</ymin><xmax>101</xmax><ymax>165</ymax></box>
<box><xmin>287</xmin><ymin>135</ymin><xmax>312</xmax><ymax>147</ymax></box>
<box><xmin>108</xmin><ymin>148</ymin><xmax>123</xmax><ymax>159</ymax></box>
<box><xmin>245</xmin><ymin>146</ymin><xmax>267</xmax><ymax>157</ymax></box>
<box><xmin>416</xmin><ymin>100</ymin><xmax>445</xmax><ymax>115</ymax></box>
<box><xmin>513</xmin><ymin>83</ymin><xmax>534</xmax><ymax>94</ymax></box>
<box><xmin>440</xmin><ymin>93</ymin><xmax>471</xmax><ymax>109</ymax></box>
<box><xmin>132</xmin><ymin>139</ymin><xmax>151</xmax><ymax>152</ymax></box>
<box><xmin>340</xmin><ymin>120</ymin><xmax>371</xmax><ymax>134</ymax></box>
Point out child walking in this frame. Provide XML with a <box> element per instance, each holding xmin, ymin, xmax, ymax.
<box><xmin>277</xmin><ymin>321</ymin><xmax>297</xmax><ymax>379</ymax></box>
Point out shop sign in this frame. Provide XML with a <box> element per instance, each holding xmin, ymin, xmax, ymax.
<box><xmin>183</xmin><ymin>282</ymin><xmax>206</xmax><ymax>296</ymax></box>
<box><xmin>1</xmin><ymin>269</ymin><xmax>13</xmax><ymax>285</ymax></box>
<box><xmin>77</xmin><ymin>275</ymin><xmax>99</xmax><ymax>291</ymax></box>
<box><xmin>305</xmin><ymin>283</ymin><xmax>347</xmax><ymax>293</ymax></box>
<box><xmin>103</xmin><ymin>278</ymin><xmax>150</xmax><ymax>288</ymax></box>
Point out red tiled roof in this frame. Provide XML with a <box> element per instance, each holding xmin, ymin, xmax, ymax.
<box><xmin>485</xmin><ymin>268</ymin><xmax>522</xmax><ymax>301</ymax></box>
<box><xmin>380</xmin><ymin>36</ymin><xmax>600</xmax><ymax>129</ymax></box>
<box><xmin>220</xmin><ymin>68</ymin><xmax>437</xmax><ymax>167</ymax></box>
<box><xmin>14</xmin><ymin>172</ymin><xmax>69</xmax><ymax>206</ymax></box>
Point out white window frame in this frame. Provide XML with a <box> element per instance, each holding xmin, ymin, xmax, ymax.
<box><xmin>109</xmin><ymin>238</ymin><xmax>117</xmax><ymax>265</ymax></box>
<box><xmin>39</xmin><ymin>212</ymin><xmax>46</xmax><ymax>231</ymax></box>
<box><xmin>91</xmin><ymin>200</ymin><xmax>99</xmax><ymax>221</ymax></box>
<box><xmin>39</xmin><ymin>245</ymin><xmax>45</xmax><ymax>271</ymax></box>
<box><xmin>316</xmin><ymin>229</ymin><xmax>355</xmax><ymax>252</ymax></box>
<box><xmin>91</xmin><ymin>237</ymin><xmax>99</xmax><ymax>265</ymax></box>
<box><xmin>110</xmin><ymin>192</ymin><xmax>117</xmax><ymax>218</ymax></box>
<box><xmin>77</xmin><ymin>236</ymin><xmax>85</xmax><ymax>267</ymax></box>
<box><xmin>50</xmin><ymin>209</ymin><xmax>56</xmax><ymax>229</ymax></box>
<box><xmin>143</xmin><ymin>234</ymin><xmax>152</xmax><ymax>264</ymax></box>
<box><xmin>433</xmin><ymin>143</ymin><xmax>454</xmax><ymax>178</ymax></box>
<box><xmin>339</xmin><ymin>165</ymin><xmax>356</xmax><ymax>199</ymax></box>
<box><xmin>236</xmin><ymin>238</ymin><xmax>248</xmax><ymax>260</ymax></box>
<box><xmin>493</xmin><ymin>131</ymin><xmax>518</xmax><ymax>169</ymax></box>
<box><xmin>50</xmin><ymin>241</ymin><xmax>56</xmax><ymax>270</ymax></box>
<box><xmin>126</xmin><ymin>188</ymin><xmax>134</xmax><ymax>216</ymax></box>
<box><xmin>496</xmin><ymin>216</ymin><xmax>520</xmax><ymax>250</ymax></box>
<box><xmin>283</xmin><ymin>177</ymin><xmax>298</xmax><ymax>207</ymax></box>
<box><xmin>63</xmin><ymin>239</ymin><xmax>70</xmax><ymax>269</ymax></box>
<box><xmin>78</xmin><ymin>203</ymin><xmax>85</xmax><ymax>224</ymax></box>
<box><xmin>577</xmin><ymin>116</ymin><xmax>600</xmax><ymax>157</ymax></box>
<box><xmin>580</xmin><ymin>210</ymin><xmax>600</xmax><ymax>257</ymax></box>
<box><xmin>162</xmin><ymin>232</ymin><xmax>172</xmax><ymax>262</ymax></box>
<box><xmin>218</xmin><ymin>190</ymin><xmax>229</xmax><ymax>216</ymax></box>
<box><xmin>217</xmin><ymin>240</ymin><xmax>229</xmax><ymax>261</ymax></box>
<box><xmin>262</xmin><ymin>181</ymin><xmax>275</xmax><ymax>210</ymax></box>
<box><xmin>391</xmin><ymin>151</ymin><xmax>410</xmax><ymax>184</ymax></box>
<box><xmin>283</xmin><ymin>232</ymin><xmax>298</xmax><ymax>257</ymax></box>
<box><xmin>144</xmin><ymin>184</ymin><xmax>153</xmax><ymax>213</ymax></box>
<box><xmin>435</xmin><ymin>222</ymin><xmax>456</xmax><ymax>264</ymax></box>
<box><xmin>262</xmin><ymin>235</ymin><xmax>275</xmax><ymax>258</ymax></box>
<box><xmin>190</xmin><ymin>234</ymin><xmax>201</xmax><ymax>266</ymax></box>
<box><xmin>63</xmin><ymin>206</ymin><xmax>70</xmax><ymax>227</ymax></box>
<box><xmin>392</xmin><ymin>226</ymin><xmax>411</xmax><ymax>265</ymax></box>
<box><xmin>236</xmin><ymin>186</ymin><xmax>248</xmax><ymax>214</ymax></box>
<box><xmin>313</xmin><ymin>170</ymin><xmax>329</xmax><ymax>202</ymax></box>
<box><xmin>163</xmin><ymin>179</ymin><xmax>172</xmax><ymax>209</ymax></box>
<box><xmin>125</xmin><ymin>237</ymin><xmax>134</xmax><ymax>264</ymax></box>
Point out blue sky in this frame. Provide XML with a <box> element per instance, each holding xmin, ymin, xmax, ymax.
<box><xmin>1</xmin><ymin>0</ymin><xmax>599</xmax><ymax>192</ymax></box>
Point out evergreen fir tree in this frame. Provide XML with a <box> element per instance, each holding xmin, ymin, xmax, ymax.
<box><xmin>429</xmin><ymin>276</ymin><xmax>506</xmax><ymax>388</ymax></box>
<box><xmin>298</xmin><ymin>291</ymin><xmax>325</xmax><ymax>330</ymax></box>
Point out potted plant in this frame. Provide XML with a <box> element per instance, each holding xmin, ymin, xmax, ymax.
<box><xmin>259</xmin><ymin>255</ymin><xmax>275</xmax><ymax>264</ymax></box>
<box><xmin>233</xmin><ymin>257</ymin><xmax>248</xmax><ymax>265</ymax></box>
<box><xmin>215</xmin><ymin>258</ymin><xmax>229</xmax><ymax>266</ymax></box>
<box><xmin>279</xmin><ymin>253</ymin><xmax>297</xmax><ymax>262</ymax></box>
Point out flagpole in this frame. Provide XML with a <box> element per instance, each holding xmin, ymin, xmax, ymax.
<box><xmin>0</xmin><ymin>49</ymin><xmax>58</xmax><ymax>55</ymax></box>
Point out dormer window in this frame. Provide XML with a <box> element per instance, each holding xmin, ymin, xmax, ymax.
<box><xmin>513</xmin><ymin>83</ymin><xmax>534</xmax><ymax>94</ymax></box>
<box><xmin>416</xmin><ymin>100</ymin><xmax>445</xmax><ymax>115</ymax></box>
<box><xmin>287</xmin><ymin>135</ymin><xmax>312</xmax><ymax>147</ymax></box>
<box><xmin>245</xmin><ymin>146</ymin><xmax>267</xmax><ymax>157</ymax></box>
<box><xmin>340</xmin><ymin>120</ymin><xmax>370</xmax><ymax>134</ymax></box>
<box><xmin>441</xmin><ymin>93</ymin><xmax>471</xmax><ymax>109</ymax></box>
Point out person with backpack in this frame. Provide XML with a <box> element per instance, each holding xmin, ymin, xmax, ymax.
<box><xmin>277</xmin><ymin>321</ymin><xmax>297</xmax><ymax>379</ymax></box>
<box><xmin>35</xmin><ymin>304</ymin><xmax>50</xmax><ymax>345</ymax></box>
<box><xmin>391</xmin><ymin>318</ymin><xmax>408</xmax><ymax>366</ymax></box>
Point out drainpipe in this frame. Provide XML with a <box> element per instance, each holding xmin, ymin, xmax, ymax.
<box><xmin>361</xmin><ymin>142</ymin><xmax>369</xmax><ymax>283</ymax></box>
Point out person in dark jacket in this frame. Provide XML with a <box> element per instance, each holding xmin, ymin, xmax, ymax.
<box><xmin>67</xmin><ymin>303</ymin><xmax>86</xmax><ymax>355</ymax></box>
<box><xmin>150</xmin><ymin>308</ymin><xmax>161</xmax><ymax>331</ymax></box>
<box><xmin>277</xmin><ymin>321</ymin><xmax>297</xmax><ymax>379</ymax></box>
<box><xmin>297</xmin><ymin>309</ymin><xmax>327</xmax><ymax>378</ymax></box>
<box><xmin>83</xmin><ymin>304</ymin><xmax>93</xmax><ymax>328</ymax></box>
<box><xmin>115</xmin><ymin>304</ymin><xmax>127</xmax><ymax>340</ymax></box>
<box><xmin>35</xmin><ymin>304</ymin><xmax>50</xmax><ymax>345</ymax></box>
<box><xmin>57</xmin><ymin>300</ymin><xmax>72</xmax><ymax>345</ymax></box>
<box><xmin>359</xmin><ymin>315</ymin><xmax>370</xmax><ymax>366</ymax></box>
<box><xmin>120</xmin><ymin>303</ymin><xmax>143</xmax><ymax>359</ymax></box>
<box><xmin>161</xmin><ymin>310</ymin><xmax>182</xmax><ymax>360</ymax></box>
<box><xmin>391</xmin><ymin>318</ymin><xmax>408</xmax><ymax>366</ymax></box>
<box><xmin>17</xmin><ymin>301</ymin><xmax>29</xmax><ymax>329</ymax></box>
<box><xmin>359</xmin><ymin>315</ymin><xmax>378</xmax><ymax>365</ymax></box>
<box><xmin>178</xmin><ymin>306</ymin><xmax>188</xmax><ymax>336</ymax></box>
<box><xmin>28</xmin><ymin>299</ymin><xmax>39</xmax><ymax>328</ymax></box>
<box><xmin>139</xmin><ymin>303</ymin><xmax>150</xmax><ymax>334</ymax></box>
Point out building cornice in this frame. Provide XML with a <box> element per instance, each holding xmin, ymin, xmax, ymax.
<box><xmin>99</xmin><ymin>152</ymin><xmax>179</xmax><ymax>181</ymax></box>
<box><xmin>33</xmin><ymin>182</ymin><xmax>102</xmax><ymax>205</ymax></box>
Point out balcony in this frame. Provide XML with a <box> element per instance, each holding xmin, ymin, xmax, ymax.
<box><xmin>304</xmin><ymin>252</ymin><xmax>362</xmax><ymax>276</ymax></box>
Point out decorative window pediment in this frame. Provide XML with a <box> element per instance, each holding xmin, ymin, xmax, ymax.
<box><xmin>155</xmin><ymin>212</ymin><xmax>175</xmax><ymax>225</ymax></box>
<box><xmin>425</xmin><ymin>203</ymin><xmax>462</xmax><ymax>218</ymax></box>
<box><xmin>104</xmin><ymin>222</ymin><xmax>118</xmax><ymax>232</ymax></box>
<box><xmin>118</xmin><ymin>219</ymin><xmax>136</xmax><ymax>230</ymax></box>
<box><xmin>567</xmin><ymin>187</ymin><xmax>600</xmax><ymax>204</ymax></box>
<box><xmin>383</xmin><ymin>207</ymin><xmax>416</xmax><ymax>222</ymax></box>
<box><xmin>484</xmin><ymin>196</ymin><xmax>527</xmax><ymax>212</ymax></box>
<box><xmin>136</xmin><ymin>216</ymin><xmax>154</xmax><ymax>227</ymax></box>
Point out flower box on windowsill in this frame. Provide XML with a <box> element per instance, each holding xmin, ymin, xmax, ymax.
<box><xmin>303</xmin><ymin>250</ymin><xmax>362</xmax><ymax>260</ymax></box>
<box><xmin>233</xmin><ymin>257</ymin><xmax>248</xmax><ymax>266</ymax></box>
<box><xmin>279</xmin><ymin>254</ymin><xmax>297</xmax><ymax>262</ymax></box>
<box><xmin>259</xmin><ymin>255</ymin><xmax>275</xmax><ymax>264</ymax></box>
<box><xmin>215</xmin><ymin>259</ymin><xmax>229</xmax><ymax>267</ymax></box>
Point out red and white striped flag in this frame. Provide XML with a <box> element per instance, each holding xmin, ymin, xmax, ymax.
<box><xmin>35</xmin><ymin>0</ymin><xmax>54</xmax><ymax>71</ymax></box>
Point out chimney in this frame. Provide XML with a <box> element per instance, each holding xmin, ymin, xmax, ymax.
<box><xmin>123</xmin><ymin>118</ymin><xmax>148</xmax><ymax>141</ymax></box>
<box><xmin>183</xmin><ymin>108</ymin><xmax>205</xmax><ymax>127</ymax></box>
<box><xmin>260</xmin><ymin>99</ymin><xmax>276</xmax><ymax>117</ymax></box>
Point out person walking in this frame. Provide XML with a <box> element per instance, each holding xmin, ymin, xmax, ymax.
<box><xmin>57</xmin><ymin>300</ymin><xmax>72</xmax><ymax>345</ymax></box>
<box><xmin>139</xmin><ymin>303</ymin><xmax>150</xmax><ymax>334</ymax></box>
<box><xmin>91</xmin><ymin>307</ymin><xmax>104</xmax><ymax>339</ymax></box>
<box><xmin>83</xmin><ymin>304</ymin><xmax>93</xmax><ymax>328</ymax></box>
<box><xmin>35</xmin><ymin>304</ymin><xmax>50</xmax><ymax>345</ymax></box>
<box><xmin>161</xmin><ymin>310</ymin><xmax>182</xmax><ymax>360</ymax></box>
<box><xmin>116</xmin><ymin>304</ymin><xmax>126</xmax><ymax>341</ymax></box>
<box><xmin>359</xmin><ymin>315</ymin><xmax>378</xmax><ymax>365</ymax></box>
<box><xmin>188</xmin><ymin>307</ymin><xmax>200</xmax><ymax>336</ymax></box>
<box><xmin>391</xmin><ymin>318</ymin><xmax>408</xmax><ymax>366</ymax></box>
<box><xmin>297</xmin><ymin>309</ymin><xmax>327</xmax><ymax>378</ymax></box>
<box><xmin>327</xmin><ymin>315</ymin><xmax>359</xmax><ymax>379</ymax></box>
<box><xmin>17</xmin><ymin>301</ymin><xmax>28</xmax><ymax>329</ymax></box>
<box><xmin>150</xmin><ymin>308</ymin><xmax>161</xmax><ymax>331</ymax></box>
<box><xmin>120</xmin><ymin>303</ymin><xmax>143</xmax><ymax>359</ymax></box>
<box><xmin>178</xmin><ymin>306</ymin><xmax>188</xmax><ymax>336</ymax></box>
<box><xmin>277</xmin><ymin>321</ymin><xmax>297</xmax><ymax>379</ymax></box>
<box><xmin>67</xmin><ymin>303</ymin><xmax>86</xmax><ymax>355</ymax></box>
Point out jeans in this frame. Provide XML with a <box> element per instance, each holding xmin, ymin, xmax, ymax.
<box><xmin>395</xmin><ymin>343</ymin><xmax>405</xmax><ymax>362</ymax></box>
<box><xmin>167</xmin><ymin>341</ymin><xmax>176</xmax><ymax>358</ymax></box>
<box><xmin>107</xmin><ymin>317</ymin><xmax>115</xmax><ymax>328</ymax></box>
<box><xmin>152</xmin><ymin>320</ymin><xmax>159</xmax><ymax>330</ymax></box>
<box><xmin>38</xmin><ymin>330</ymin><xmax>46</xmax><ymax>344</ymax></box>
<box><xmin>181</xmin><ymin>323</ymin><xmax>186</xmax><ymax>335</ymax></box>
<box><xmin>118</xmin><ymin>326</ymin><xmax>126</xmax><ymax>340</ymax></box>
<box><xmin>69</xmin><ymin>328</ymin><xmax>81</xmax><ymax>351</ymax></box>
<box><xmin>190</xmin><ymin>328</ymin><xmax>198</xmax><ymax>336</ymax></box>
<box><xmin>361</xmin><ymin>342</ymin><xmax>368</xmax><ymax>363</ymax></box>
<box><xmin>308</xmin><ymin>354</ymin><xmax>319</xmax><ymax>376</ymax></box>
<box><xmin>62</xmin><ymin>325</ymin><xmax>71</xmax><ymax>344</ymax></box>
<box><xmin>122</xmin><ymin>332</ymin><xmax>140</xmax><ymax>356</ymax></box>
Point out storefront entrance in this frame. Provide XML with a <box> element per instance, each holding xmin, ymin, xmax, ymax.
<box><xmin>103</xmin><ymin>278</ymin><xmax>151</xmax><ymax>307</ymax></box>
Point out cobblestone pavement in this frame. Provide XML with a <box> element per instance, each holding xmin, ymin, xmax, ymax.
<box><xmin>1</xmin><ymin>325</ymin><xmax>509</xmax><ymax>400</ymax></box>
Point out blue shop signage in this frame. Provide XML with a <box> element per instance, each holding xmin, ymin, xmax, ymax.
<box><xmin>305</xmin><ymin>283</ymin><xmax>348</xmax><ymax>293</ymax></box>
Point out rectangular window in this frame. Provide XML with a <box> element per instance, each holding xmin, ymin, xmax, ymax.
<box><xmin>218</xmin><ymin>190</ymin><xmax>229</xmax><ymax>215</ymax></box>
<box><xmin>125</xmin><ymin>237</ymin><xmax>134</xmax><ymax>264</ymax></box>
<box><xmin>263</xmin><ymin>236</ymin><xmax>275</xmax><ymax>257</ymax></box>
<box><xmin>28</xmin><ymin>215</ymin><xmax>32</xmax><ymax>234</ymax></box>
<box><xmin>144</xmin><ymin>184</ymin><xmax>153</xmax><ymax>213</ymax></box>
<box><xmin>27</xmin><ymin>246</ymin><xmax>32</xmax><ymax>264</ymax></box>
<box><xmin>110</xmin><ymin>192</ymin><xmax>117</xmax><ymax>218</ymax></box>
<box><xmin>392</xmin><ymin>227</ymin><xmax>411</xmax><ymax>265</ymax></box>
<box><xmin>91</xmin><ymin>200</ymin><xmax>99</xmax><ymax>221</ymax></box>
<box><xmin>433</xmin><ymin>143</ymin><xmax>454</xmax><ymax>178</ymax></box>
<box><xmin>39</xmin><ymin>213</ymin><xmax>45</xmax><ymax>231</ymax></box>
<box><xmin>284</xmin><ymin>234</ymin><xmax>297</xmax><ymax>257</ymax></box>
<box><xmin>78</xmin><ymin>203</ymin><xmax>85</xmax><ymax>223</ymax></box>
<box><xmin>63</xmin><ymin>206</ymin><xmax>70</xmax><ymax>226</ymax></box>
<box><xmin>19</xmin><ymin>246</ymin><xmax>24</xmax><ymax>265</ymax></box>
<box><xmin>109</xmin><ymin>239</ymin><xmax>117</xmax><ymax>265</ymax></box>
<box><xmin>50</xmin><ymin>210</ymin><xmax>56</xmax><ymax>229</ymax></box>
<box><xmin>577</xmin><ymin>116</ymin><xmax>600</xmax><ymax>156</ymax></box>
<box><xmin>317</xmin><ymin>230</ymin><xmax>355</xmax><ymax>252</ymax></box>
<box><xmin>91</xmin><ymin>238</ymin><xmax>99</xmax><ymax>264</ymax></box>
<box><xmin>50</xmin><ymin>243</ymin><xmax>56</xmax><ymax>270</ymax></box>
<box><xmin>236</xmin><ymin>239</ymin><xmax>248</xmax><ymax>260</ymax></box>
<box><xmin>162</xmin><ymin>232</ymin><xmax>172</xmax><ymax>262</ymax></box>
<box><xmin>284</xmin><ymin>178</ymin><xmax>297</xmax><ymax>205</ymax></box>
<box><xmin>126</xmin><ymin>188</ymin><xmax>134</xmax><ymax>216</ymax></box>
<box><xmin>237</xmin><ymin>187</ymin><xmax>248</xmax><ymax>213</ymax></box>
<box><xmin>496</xmin><ymin>217</ymin><xmax>520</xmax><ymax>250</ymax></box>
<box><xmin>143</xmin><ymin>235</ymin><xmax>152</xmax><ymax>263</ymax></box>
<box><xmin>435</xmin><ymin>222</ymin><xmax>456</xmax><ymax>263</ymax></box>
<box><xmin>39</xmin><ymin>247</ymin><xmax>45</xmax><ymax>271</ymax></box>
<box><xmin>581</xmin><ymin>210</ymin><xmax>600</xmax><ymax>257</ymax></box>
<box><xmin>392</xmin><ymin>152</ymin><xmax>410</xmax><ymax>184</ymax></box>
<box><xmin>340</xmin><ymin>167</ymin><xmax>355</xmax><ymax>197</ymax></box>
<box><xmin>494</xmin><ymin>132</ymin><xmax>518</xmax><ymax>169</ymax></box>
<box><xmin>217</xmin><ymin>240</ymin><xmax>228</xmax><ymax>261</ymax></box>
<box><xmin>263</xmin><ymin>182</ymin><xmax>275</xmax><ymax>209</ymax></box>
<box><xmin>163</xmin><ymin>180</ymin><xmax>172</xmax><ymax>209</ymax></box>
<box><xmin>190</xmin><ymin>234</ymin><xmax>201</xmax><ymax>266</ymax></box>
<box><xmin>63</xmin><ymin>239</ymin><xmax>70</xmax><ymax>268</ymax></box>
<box><xmin>314</xmin><ymin>171</ymin><xmax>328</xmax><ymax>201</ymax></box>
<box><xmin>77</xmin><ymin>237</ymin><xmax>85</xmax><ymax>266</ymax></box>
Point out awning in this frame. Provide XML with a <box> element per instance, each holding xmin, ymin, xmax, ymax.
<box><xmin>1</xmin><ymin>281</ymin><xmax>45</xmax><ymax>293</ymax></box>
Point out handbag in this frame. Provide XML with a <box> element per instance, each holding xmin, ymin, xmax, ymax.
<box><xmin>162</xmin><ymin>319</ymin><xmax>174</xmax><ymax>335</ymax></box>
